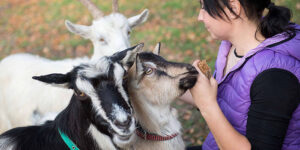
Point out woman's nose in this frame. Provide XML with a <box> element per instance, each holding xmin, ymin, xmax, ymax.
<box><xmin>198</xmin><ymin>9</ymin><xmax>204</xmax><ymax>22</ymax></box>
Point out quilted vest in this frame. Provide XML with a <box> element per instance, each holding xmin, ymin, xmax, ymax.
<box><xmin>202</xmin><ymin>25</ymin><xmax>300</xmax><ymax>150</ymax></box>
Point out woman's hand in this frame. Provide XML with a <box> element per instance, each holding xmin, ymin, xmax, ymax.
<box><xmin>190</xmin><ymin>61</ymin><xmax>251</xmax><ymax>150</ymax></box>
<box><xmin>190</xmin><ymin>60</ymin><xmax>218</xmax><ymax>111</ymax></box>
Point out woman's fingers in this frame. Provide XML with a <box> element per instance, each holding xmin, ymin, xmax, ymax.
<box><xmin>210</xmin><ymin>77</ymin><xmax>218</xmax><ymax>87</ymax></box>
<box><xmin>192</xmin><ymin>60</ymin><xmax>201</xmax><ymax>72</ymax></box>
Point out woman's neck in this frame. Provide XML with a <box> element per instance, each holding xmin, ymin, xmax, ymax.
<box><xmin>229</xmin><ymin>20</ymin><xmax>265</xmax><ymax>56</ymax></box>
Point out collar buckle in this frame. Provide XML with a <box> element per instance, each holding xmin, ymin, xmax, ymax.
<box><xmin>143</xmin><ymin>129</ymin><xmax>147</xmax><ymax>140</ymax></box>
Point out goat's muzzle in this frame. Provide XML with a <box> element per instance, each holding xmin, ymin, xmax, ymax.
<box><xmin>179</xmin><ymin>69</ymin><xmax>198</xmax><ymax>90</ymax></box>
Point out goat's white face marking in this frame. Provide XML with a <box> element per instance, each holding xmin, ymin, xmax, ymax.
<box><xmin>113</xmin><ymin>62</ymin><xmax>125</xmax><ymax>90</ymax></box>
<box><xmin>112</xmin><ymin>104</ymin><xmax>128</xmax><ymax>122</ymax></box>
<box><xmin>65</xmin><ymin>10</ymin><xmax>149</xmax><ymax>60</ymax></box>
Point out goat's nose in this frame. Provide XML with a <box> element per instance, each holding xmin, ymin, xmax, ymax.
<box><xmin>187</xmin><ymin>65</ymin><xmax>197</xmax><ymax>72</ymax></box>
<box><xmin>114</xmin><ymin>117</ymin><xmax>131</xmax><ymax>129</ymax></box>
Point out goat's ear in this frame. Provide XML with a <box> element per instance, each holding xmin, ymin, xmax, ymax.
<box><xmin>65</xmin><ymin>20</ymin><xmax>91</xmax><ymax>39</ymax></box>
<box><xmin>128</xmin><ymin>9</ymin><xmax>149</xmax><ymax>29</ymax></box>
<box><xmin>32</xmin><ymin>73</ymin><xmax>70</xmax><ymax>89</ymax></box>
<box><xmin>135</xmin><ymin>54</ymin><xmax>144</xmax><ymax>82</ymax></box>
<box><xmin>153</xmin><ymin>42</ymin><xmax>161</xmax><ymax>55</ymax></box>
<box><xmin>112</xmin><ymin>43</ymin><xmax>144</xmax><ymax>71</ymax></box>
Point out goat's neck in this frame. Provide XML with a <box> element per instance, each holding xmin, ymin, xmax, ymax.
<box><xmin>131</xmin><ymin>95</ymin><xmax>181</xmax><ymax>136</ymax></box>
<box><xmin>91</xmin><ymin>48</ymin><xmax>102</xmax><ymax>60</ymax></box>
<box><xmin>91</xmin><ymin>44</ymin><xmax>120</xmax><ymax>60</ymax></box>
<box><xmin>55</xmin><ymin>96</ymin><xmax>99</xmax><ymax>149</ymax></box>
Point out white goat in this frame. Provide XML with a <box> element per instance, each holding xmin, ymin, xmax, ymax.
<box><xmin>128</xmin><ymin>43</ymin><xmax>199</xmax><ymax>150</ymax></box>
<box><xmin>0</xmin><ymin>0</ymin><xmax>149</xmax><ymax>133</ymax></box>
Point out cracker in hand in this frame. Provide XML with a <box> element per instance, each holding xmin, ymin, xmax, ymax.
<box><xmin>197</xmin><ymin>60</ymin><xmax>211</xmax><ymax>79</ymax></box>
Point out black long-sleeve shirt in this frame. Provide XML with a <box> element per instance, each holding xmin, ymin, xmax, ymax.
<box><xmin>247</xmin><ymin>68</ymin><xmax>300</xmax><ymax>150</ymax></box>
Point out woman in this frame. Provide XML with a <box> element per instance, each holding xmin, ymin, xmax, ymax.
<box><xmin>181</xmin><ymin>0</ymin><xmax>300</xmax><ymax>149</ymax></box>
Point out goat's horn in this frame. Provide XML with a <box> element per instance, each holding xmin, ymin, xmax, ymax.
<box><xmin>78</xmin><ymin>0</ymin><xmax>104</xmax><ymax>19</ymax></box>
<box><xmin>112</xmin><ymin>0</ymin><xmax>119</xmax><ymax>13</ymax></box>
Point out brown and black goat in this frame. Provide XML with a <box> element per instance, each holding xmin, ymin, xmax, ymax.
<box><xmin>128</xmin><ymin>43</ymin><xmax>198</xmax><ymax>150</ymax></box>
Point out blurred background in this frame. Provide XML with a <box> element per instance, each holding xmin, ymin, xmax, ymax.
<box><xmin>0</xmin><ymin>0</ymin><xmax>299</xmax><ymax>146</ymax></box>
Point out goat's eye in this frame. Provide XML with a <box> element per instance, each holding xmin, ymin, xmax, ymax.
<box><xmin>127</xmin><ymin>31</ymin><xmax>131</xmax><ymax>35</ymax></box>
<box><xmin>75</xmin><ymin>91</ymin><xmax>87</xmax><ymax>100</ymax></box>
<box><xmin>79</xmin><ymin>92</ymin><xmax>85</xmax><ymax>97</ymax></box>
<box><xmin>145</xmin><ymin>68</ymin><xmax>153</xmax><ymax>75</ymax></box>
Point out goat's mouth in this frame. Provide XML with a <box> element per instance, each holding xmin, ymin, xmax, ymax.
<box><xmin>179</xmin><ymin>71</ymin><xmax>198</xmax><ymax>90</ymax></box>
<box><xmin>117</xmin><ymin>134</ymin><xmax>131</xmax><ymax>141</ymax></box>
<box><xmin>112</xmin><ymin>132</ymin><xmax>136</xmax><ymax>148</ymax></box>
<box><xmin>107</xmin><ymin>120</ymin><xmax>136</xmax><ymax>148</ymax></box>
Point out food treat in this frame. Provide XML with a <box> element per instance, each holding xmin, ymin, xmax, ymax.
<box><xmin>197</xmin><ymin>60</ymin><xmax>211</xmax><ymax>79</ymax></box>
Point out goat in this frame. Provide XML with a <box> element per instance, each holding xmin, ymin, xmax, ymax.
<box><xmin>128</xmin><ymin>43</ymin><xmax>198</xmax><ymax>150</ymax></box>
<box><xmin>0</xmin><ymin>0</ymin><xmax>149</xmax><ymax>133</ymax></box>
<box><xmin>0</xmin><ymin>44</ymin><xmax>144</xmax><ymax>150</ymax></box>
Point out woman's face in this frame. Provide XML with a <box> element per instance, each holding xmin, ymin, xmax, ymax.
<box><xmin>198</xmin><ymin>1</ymin><xmax>233</xmax><ymax>40</ymax></box>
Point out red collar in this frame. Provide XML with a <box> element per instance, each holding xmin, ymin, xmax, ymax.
<box><xmin>136</xmin><ymin>124</ymin><xmax>179</xmax><ymax>141</ymax></box>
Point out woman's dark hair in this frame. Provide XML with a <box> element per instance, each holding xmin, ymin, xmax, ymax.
<box><xmin>200</xmin><ymin>0</ymin><xmax>296</xmax><ymax>38</ymax></box>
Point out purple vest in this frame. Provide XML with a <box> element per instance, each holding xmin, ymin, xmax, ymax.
<box><xmin>203</xmin><ymin>25</ymin><xmax>300</xmax><ymax>150</ymax></box>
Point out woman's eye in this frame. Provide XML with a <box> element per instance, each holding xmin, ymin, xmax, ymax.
<box><xmin>145</xmin><ymin>68</ymin><xmax>153</xmax><ymax>75</ymax></box>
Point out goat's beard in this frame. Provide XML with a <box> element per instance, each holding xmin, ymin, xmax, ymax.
<box><xmin>108</xmin><ymin>118</ymin><xmax>137</xmax><ymax>148</ymax></box>
<box><xmin>113</xmin><ymin>133</ymin><xmax>137</xmax><ymax>148</ymax></box>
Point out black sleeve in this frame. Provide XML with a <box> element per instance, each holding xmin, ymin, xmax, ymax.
<box><xmin>246</xmin><ymin>68</ymin><xmax>300</xmax><ymax>150</ymax></box>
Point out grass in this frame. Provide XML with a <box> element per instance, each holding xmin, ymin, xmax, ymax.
<box><xmin>0</xmin><ymin>0</ymin><xmax>299</xmax><ymax>146</ymax></box>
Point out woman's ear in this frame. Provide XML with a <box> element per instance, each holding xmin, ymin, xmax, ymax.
<box><xmin>229</xmin><ymin>0</ymin><xmax>241</xmax><ymax>19</ymax></box>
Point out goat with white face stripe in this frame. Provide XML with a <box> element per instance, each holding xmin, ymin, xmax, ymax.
<box><xmin>0</xmin><ymin>44</ymin><xmax>144</xmax><ymax>150</ymax></box>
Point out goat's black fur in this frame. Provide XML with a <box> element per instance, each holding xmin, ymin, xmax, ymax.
<box><xmin>0</xmin><ymin>96</ymin><xmax>100</xmax><ymax>150</ymax></box>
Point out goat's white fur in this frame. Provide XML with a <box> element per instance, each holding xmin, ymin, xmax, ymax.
<box><xmin>0</xmin><ymin>9</ymin><xmax>148</xmax><ymax>134</ymax></box>
<box><xmin>88</xmin><ymin>125</ymin><xmax>117</xmax><ymax>150</ymax></box>
<box><xmin>0</xmin><ymin>137</ymin><xmax>14</xmax><ymax>150</ymax></box>
<box><xmin>32</xmin><ymin>111</ymin><xmax>58</xmax><ymax>125</ymax></box>
<box><xmin>131</xmin><ymin>97</ymin><xmax>185</xmax><ymax>150</ymax></box>
<box><xmin>129</xmin><ymin>87</ymin><xmax>185</xmax><ymax>150</ymax></box>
